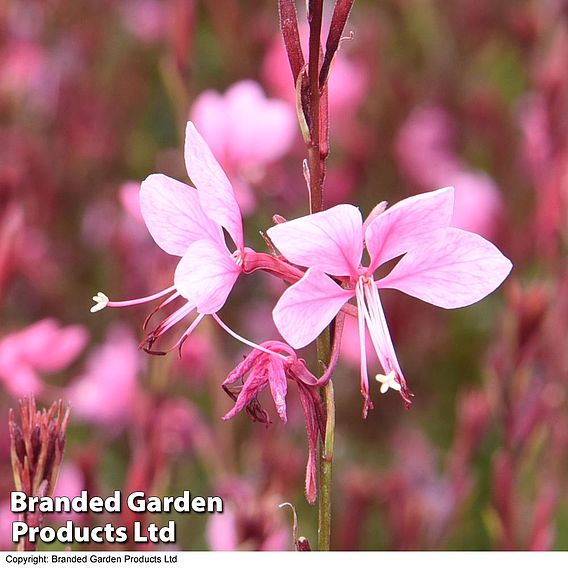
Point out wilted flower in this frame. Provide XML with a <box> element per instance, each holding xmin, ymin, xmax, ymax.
<box><xmin>222</xmin><ymin>341</ymin><xmax>325</xmax><ymax>504</ymax></box>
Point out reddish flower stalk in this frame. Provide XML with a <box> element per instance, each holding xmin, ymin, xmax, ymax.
<box><xmin>278</xmin><ymin>0</ymin><xmax>355</xmax><ymax>549</ymax></box>
<box><xmin>306</xmin><ymin>0</ymin><xmax>326</xmax><ymax>213</ymax></box>
<box><xmin>9</xmin><ymin>397</ymin><xmax>70</xmax><ymax>551</ymax></box>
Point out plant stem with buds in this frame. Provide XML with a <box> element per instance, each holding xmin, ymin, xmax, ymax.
<box><xmin>278</xmin><ymin>0</ymin><xmax>356</xmax><ymax>549</ymax></box>
<box><xmin>307</xmin><ymin>0</ymin><xmax>334</xmax><ymax>551</ymax></box>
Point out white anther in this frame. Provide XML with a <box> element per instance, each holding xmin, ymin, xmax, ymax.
<box><xmin>375</xmin><ymin>370</ymin><xmax>401</xmax><ymax>394</ymax></box>
<box><xmin>90</xmin><ymin>292</ymin><xmax>109</xmax><ymax>313</ymax></box>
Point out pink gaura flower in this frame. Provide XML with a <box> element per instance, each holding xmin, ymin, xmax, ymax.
<box><xmin>91</xmin><ymin>122</ymin><xmax>273</xmax><ymax>357</ymax></box>
<box><xmin>191</xmin><ymin>80</ymin><xmax>297</xmax><ymax>214</ymax></box>
<box><xmin>67</xmin><ymin>325</ymin><xmax>140</xmax><ymax>428</ymax></box>
<box><xmin>395</xmin><ymin>105</ymin><xmax>503</xmax><ymax>238</ymax></box>
<box><xmin>0</xmin><ymin>319</ymin><xmax>88</xmax><ymax>396</ymax></box>
<box><xmin>267</xmin><ymin>187</ymin><xmax>512</xmax><ymax>415</ymax></box>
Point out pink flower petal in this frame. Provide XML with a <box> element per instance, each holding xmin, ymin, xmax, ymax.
<box><xmin>451</xmin><ymin>171</ymin><xmax>502</xmax><ymax>238</ymax></box>
<box><xmin>365</xmin><ymin>187</ymin><xmax>455</xmax><ymax>272</ymax></box>
<box><xmin>272</xmin><ymin>268</ymin><xmax>353</xmax><ymax>348</ymax></box>
<box><xmin>3</xmin><ymin>366</ymin><xmax>43</xmax><ymax>396</ymax></box>
<box><xmin>32</xmin><ymin>325</ymin><xmax>88</xmax><ymax>373</ymax></box>
<box><xmin>140</xmin><ymin>174</ymin><xmax>222</xmax><ymax>256</ymax></box>
<box><xmin>184</xmin><ymin>122</ymin><xmax>243</xmax><ymax>250</ymax></box>
<box><xmin>68</xmin><ymin>325</ymin><xmax>139</xmax><ymax>428</ymax></box>
<box><xmin>267</xmin><ymin>205</ymin><xmax>363</xmax><ymax>277</ymax></box>
<box><xmin>119</xmin><ymin>181</ymin><xmax>144</xmax><ymax>222</ymax></box>
<box><xmin>174</xmin><ymin>239</ymin><xmax>241</xmax><ymax>314</ymax></box>
<box><xmin>378</xmin><ymin>228</ymin><xmax>513</xmax><ymax>309</ymax></box>
<box><xmin>206</xmin><ymin>508</ymin><xmax>238</xmax><ymax>551</ymax></box>
<box><xmin>222</xmin><ymin>368</ymin><xmax>269</xmax><ymax>421</ymax></box>
<box><xmin>190</xmin><ymin>91</ymin><xmax>228</xmax><ymax>161</ymax></box>
<box><xmin>9</xmin><ymin>319</ymin><xmax>88</xmax><ymax>373</ymax></box>
<box><xmin>223</xmin><ymin>80</ymin><xmax>296</xmax><ymax>166</ymax></box>
<box><xmin>268</xmin><ymin>358</ymin><xmax>288</xmax><ymax>423</ymax></box>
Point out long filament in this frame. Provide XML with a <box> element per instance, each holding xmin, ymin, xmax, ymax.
<box><xmin>212</xmin><ymin>314</ymin><xmax>289</xmax><ymax>361</ymax></box>
<box><xmin>107</xmin><ymin>285</ymin><xmax>177</xmax><ymax>308</ymax></box>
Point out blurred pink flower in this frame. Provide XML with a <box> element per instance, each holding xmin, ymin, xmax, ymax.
<box><xmin>518</xmin><ymin>93</ymin><xmax>568</xmax><ymax>249</ymax></box>
<box><xmin>119</xmin><ymin>0</ymin><xmax>167</xmax><ymax>43</ymax></box>
<box><xmin>395</xmin><ymin>105</ymin><xmax>503</xmax><ymax>238</ymax></box>
<box><xmin>173</xmin><ymin>331</ymin><xmax>214</xmax><ymax>385</ymax></box>
<box><xmin>206</xmin><ymin>481</ymin><xmax>290</xmax><ymax>551</ymax></box>
<box><xmin>52</xmin><ymin>463</ymin><xmax>85</xmax><ymax>523</ymax></box>
<box><xmin>268</xmin><ymin>188</ymin><xmax>512</xmax><ymax>415</ymax></box>
<box><xmin>153</xmin><ymin>398</ymin><xmax>208</xmax><ymax>457</ymax></box>
<box><xmin>450</xmin><ymin>171</ymin><xmax>503</xmax><ymax>236</ymax></box>
<box><xmin>206</xmin><ymin>507</ymin><xmax>239</xmax><ymax>551</ymax></box>
<box><xmin>119</xmin><ymin>181</ymin><xmax>144</xmax><ymax>223</ymax></box>
<box><xmin>263</xmin><ymin>28</ymin><xmax>368</xmax><ymax>118</ymax></box>
<box><xmin>0</xmin><ymin>37</ymin><xmax>72</xmax><ymax>115</ymax></box>
<box><xmin>67</xmin><ymin>325</ymin><xmax>139</xmax><ymax>428</ymax></box>
<box><xmin>396</xmin><ymin>106</ymin><xmax>460</xmax><ymax>187</ymax></box>
<box><xmin>206</xmin><ymin>505</ymin><xmax>289</xmax><ymax>551</ymax></box>
<box><xmin>0</xmin><ymin>319</ymin><xmax>88</xmax><ymax>396</ymax></box>
<box><xmin>519</xmin><ymin>94</ymin><xmax>552</xmax><ymax>184</ymax></box>
<box><xmin>190</xmin><ymin>80</ymin><xmax>297</xmax><ymax>213</ymax></box>
<box><xmin>0</xmin><ymin>42</ymin><xmax>48</xmax><ymax>98</ymax></box>
<box><xmin>0</xmin><ymin>501</ymin><xmax>16</xmax><ymax>550</ymax></box>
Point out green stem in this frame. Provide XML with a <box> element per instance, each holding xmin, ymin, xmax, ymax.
<box><xmin>316</xmin><ymin>327</ymin><xmax>334</xmax><ymax>551</ymax></box>
<box><xmin>318</xmin><ymin>376</ymin><xmax>335</xmax><ymax>551</ymax></box>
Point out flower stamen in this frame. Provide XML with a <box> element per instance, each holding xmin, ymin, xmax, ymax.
<box><xmin>90</xmin><ymin>285</ymin><xmax>177</xmax><ymax>313</ymax></box>
<box><xmin>375</xmin><ymin>370</ymin><xmax>401</xmax><ymax>394</ymax></box>
<box><xmin>212</xmin><ymin>314</ymin><xmax>289</xmax><ymax>361</ymax></box>
<box><xmin>90</xmin><ymin>292</ymin><xmax>109</xmax><ymax>313</ymax></box>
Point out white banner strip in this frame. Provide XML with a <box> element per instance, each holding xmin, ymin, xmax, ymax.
<box><xmin>1</xmin><ymin>551</ymin><xmax>568</xmax><ymax>567</ymax></box>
